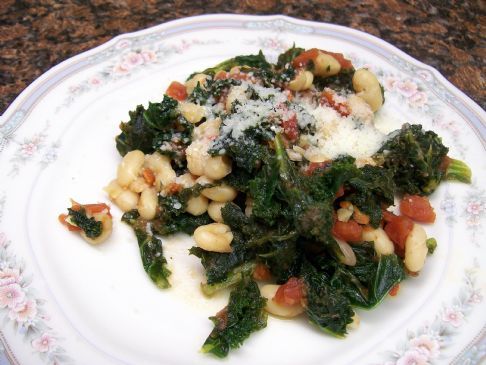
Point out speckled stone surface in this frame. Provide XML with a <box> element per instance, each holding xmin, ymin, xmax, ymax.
<box><xmin>0</xmin><ymin>0</ymin><xmax>484</xmax><ymax>113</ymax></box>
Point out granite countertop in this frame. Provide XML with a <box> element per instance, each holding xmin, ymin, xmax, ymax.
<box><xmin>0</xmin><ymin>0</ymin><xmax>484</xmax><ymax>113</ymax></box>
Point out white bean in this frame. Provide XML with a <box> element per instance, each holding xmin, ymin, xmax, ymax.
<box><xmin>185</xmin><ymin>73</ymin><xmax>208</xmax><ymax>94</ymax></box>
<box><xmin>352</xmin><ymin>68</ymin><xmax>384</xmax><ymax>112</ymax></box>
<box><xmin>176</xmin><ymin>173</ymin><xmax>196</xmax><ymax>188</ymax></box>
<box><xmin>195</xmin><ymin>175</ymin><xmax>215</xmax><ymax>186</ymax></box>
<box><xmin>186</xmin><ymin>140</ymin><xmax>209</xmax><ymax>176</ymax></box>
<box><xmin>186</xmin><ymin>195</ymin><xmax>209</xmax><ymax>216</ymax></box>
<box><xmin>208</xmin><ymin>201</ymin><xmax>226</xmax><ymax>223</ymax></box>
<box><xmin>337</xmin><ymin>205</ymin><xmax>354</xmax><ymax>222</ymax></box>
<box><xmin>137</xmin><ymin>188</ymin><xmax>158</xmax><ymax>220</ymax></box>
<box><xmin>153</xmin><ymin>155</ymin><xmax>176</xmax><ymax>189</ymax></box>
<box><xmin>193</xmin><ymin>118</ymin><xmax>221</xmax><ymax>140</ymax></box>
<box><xmin>81</xmin><ymin>212</ymin><xmax>113</xmax><ymax>245</ymax></box>
<box><xmin>202</xmin><ymin>184</ymin><xmax>237</xmax><ymax>202</ymax></box>
<box><xmin>179</xmin><ymin>102</ymin><xmax>206</xmax><ymax>124</ymax></box>
<box><xmin>193</xmin><ymin>223</ymin><xmax>233</xmax><ymax>253</ymax></box>
<box><xmin>288</xmin><ymin>70</ymin><xmax>313</xmax><ymax>91</ymax></box>
<box><xmin>114</xmin><ymin>190</ymin><xmax>139</xmax><ymax>212</ymax></box>
<box><xmin>260</xmin><ymin>284</ymin><xmax>304</xmax><ymax>318</ymax></box>
<box><xmin>313</xmin><ymin>53</ymin><xmax>341</xmax><ymax>77</ymax></box>
<box><xmin>204</xmin><ymin>155</ymin><xmax>232</xmax><ymax>180</ymax></box>
<box><xmin>104</xmin><ymin>179</ymin><xmax>124</xmax><ymax>200</ymax></box>
<box><xmin>225</xmin><ymin>85</ymin><xmax>249</xmax><ymax>112</ymax></box>
<box><xmin>347</xmin><ymin>94</ymin><xmax>374</xmax><ymax>124</ymax></box>
<box><xmin>117</xmin><ymin>150</ymin><xmax>145</xmax><ymax>187</ymax></box>
<box><xmin>362</xmin><ymin>227</ymin><xmax>395</xmax><ymax>255</ymax></box>
<box><xmin>404</xmin><ymin>223</ymin><xmax>428</xmax><ymax>272</ymax></box>
<box><xmin>129</xmin><ymin>177</ymin><xmax>149</xmax><ymax>193</ymax></box>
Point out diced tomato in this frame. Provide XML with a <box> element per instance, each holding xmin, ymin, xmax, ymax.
<box><xmin>400</xmin><ymin>195</ymin><xmax>436</xmax><ymax>223</ymax></box>
<box><xmin>305</xmin><ymin>161</ymin><xmax>331</xmax><ymax>176</ymax></box>
<box><xmin>389</xmin><ymin>284</ymin><xmax>400</xmax><ymax>297</ymax></box>
<box><xmin>383</xmin><ymin>212</ymin><xmax>414</xmax><ymax>257</ymax></box>
<box><xmin>274</xmin><ymin>277</ymin><xmax>305</xmax><ymax>306</ymax></box>
<box><xmin>253</xmin><ymin>263</ymin><xmax>271</xmax><ymax>281</ymax></box>
<box><xmin>166</xmin><ymin>182</ymin><xmax>182</xmax><ymax>195</ymax></box>
<box><xmin>291</xmin><ymin>48</ymin><xmax>320</xmax><ymax>68</ymax></box>
<box><xmin>320</xmin><ymin>90</ymin><xmax>350</xmax><ymax>117</ymax></box>
<box><xmin>332</xmin><ymin>220</ymin><xmax>363</xmax><ymax>242</ymax></box>
<box><xmin>353</xmin><ymin>207</ymin><xmax>370</xmax><ymax>225</ymax></box>
<box><xmin>281</xmin><ymin>113</ymin><xmax>299</xmax><ymax>142</ymax></box>
<box><xmin>166</xmin><ymin>81</ymin><xmax>187</xmax><ymax>101</ymax></box>
<box><xmin>320</xmin><ymin>50</ymin><xmax>354</xmax><ymax>70</ymax></box>
<box><xmin>291</xmin><ymin>48</ymin><xmax>353</xmax><ymax>70</ymax></box>
<box><xmin>82</xmin><ymin>203</ymin><xmax>111</xmax><ymax>216</ymax></box>
<box><xmin>142</xmin><ymin>168</ymin><xmax>156</xmax><ymax>186</ymax></box>
<box><xmin>58</xmin><ymin>214</ymin><xmax>82</xmax><ymax>231</ymax></box>
<box><xmin>214</xmin><ymin>70</ymin><xmax>228</xmax><ymax>80</ymax></box>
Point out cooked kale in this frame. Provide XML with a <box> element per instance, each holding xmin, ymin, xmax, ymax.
<box><xmin>197</xmin><ymin>51</ymin><xmax>271</xmax><ymax>76</ymax></box>
<box><xmin>376</xmin><ymin>124</ymin><xmax>450</xmax><ymax>195</ymax></box>
<box><xmin>122</xmin><ymin>210</ymin><xmax>171</xmax><ymax>289</ymax></box>
<box><xmin>301</xmin><ymin>260</ymin><xmax>354</xmax><ymax>337</ymax></box>
<box><xmin>115</xmin><ymin>96</ymin><xmax>191</xmax><ymax>159</ymax></box>
<box><xmin>67</xmin><ymin>207</ymin><xmax>102</xmax><ymax>238</ymax></box>
<box><xmin>201</xmin><ymin>276</ymin><xmax>267</xmax><ymax>358</ymax></box>
<box><xmin>276</xmin><ymin>44</ymin><xmax>304</xmax><ymax>68</ymax></box>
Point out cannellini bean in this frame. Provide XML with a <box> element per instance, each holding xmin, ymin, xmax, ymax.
<box><xmin>114</xmin><ymin>189</ymin><xmax>139</xmax><ymax>212</ymax></box>
<box><xmin>186</xmin><ymin>195</ymin><xmax>209</xmax><ymax>216</ymax></box>
<box><xmin>155</xmin><ymin>163</ymin><xmax>176</xmax><ymax>190</ymax></box>
<box><xmin>202</xmin><ymin>184</ymin><xmax>237</xmax><ymax>202</ymax></box>
<box><xmin>104</xmin><ymin>179</ymin><xmax>124</xmax><ymax>200</ymax></box>
<box><xmin>313</xmin><ymin>53</ymin><xmax>341</xmax><ymax>77</ymax></box>
<box><xmin>179</xmin><ymin>102</ymin><xmax>206</xmax><ymax>124</ymax></box>
<box><xmin>352</xmin><ymin>68</ymin><xmax>384</xmax><ymax>112</ymax></box>
<box><xmin>337</xmin><ymin>205</ymin><xmax>354</xmax><ymax>222</ymax></box>
<box><xmin>81</xmin><ymin>212</ymin><xmax>113</xmax><ymax>245</ymax></box>
<box><xmin>260</xmin><ymin>284</ymin><xmax>304</xmax><ymax>318</ymax></box>
<box><xmin>137</xmin><ymin>188</ymin><xmax>158</xmax><ymax>220</ymax></box>
<box><xmin>225</xmin><ymin>85</ymin><xmax>249</xmax><ymax>111</ymax></box>
<box><xmin>193</xmin><ymin>118</ymin><xmax>221</xmax><ymax>140</ymax></box>
<box><xmin>185</xmin><ymin>73</ymin><xmax>208</xmax><ymax>94</ymax></box>
<box><xmin>117</xmin><ymin>150</ymin><xmax>145</xmax><ymax>187</ymax></box>
<box><xmin>362</xmin><ymin>227</ymin><xmax>395</xmax><ymax>255</ymax></box>
<box><xmin>176</xmin><ymin>173</ymin><xmax>196</xmax><ymax>188</ymax></box>
<box><xmin>286</xmin><ymin>148</ymin><xmax>303</xmax><ymax>161</ymax></box>
<box><xmin>208</xmin><ymin>201</ymin><xmax>226</xmax><ymax>223</ymax></box>
<box><xmin>404</xmin><ymin>224</ymin><xmax>428</xmax><ymax>272</ymax></box>
<box><xmin>195</xmin><ymin>175</ymin><xmax>214</xmax><ymax>186</ymax></box>
<box><xmin>193</xmin><ymin>223</ymin><xmax>233</xmax><ymax>253</ymax></box>
<box><xmin>186</xmin><ymin>140</ymin><xmax>209</xmax><ymax>176</ymax></box>
<box><xmin>129</xmin><ymin>177</ymin><xmax>149</xmax><ymax>193</ymax></box>
<box><xmin>288</xmin><ymin>70</ymin><xmax>314</xmax><ymax>91</ymax></box>
<box><xmin>204</xmin><ymin>155</ymin><xmax>232</xmax><ymax>180</ymax></box>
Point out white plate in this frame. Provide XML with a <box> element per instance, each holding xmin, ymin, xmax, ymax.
<box><xmin>0</xmin><ymin>14</ymin><xmax>485</xmax><ymax>365</ymax></box>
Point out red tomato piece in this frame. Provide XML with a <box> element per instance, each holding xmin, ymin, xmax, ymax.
<box><xmin>383</xmin><ymin>213</ymin><xmax>414</xmax><ymax>257</ymax></box>
<box><xmin>335</xmin><ymin>185</ymin><xmax>345</xmax><ymax>198</ymax></box>
<box><xmin>320</xmin><ymin>90</ymin><xmax>350</xmax><ymax>117</ymax></box>
<box><xmin>166</xmin><ymin>81</ymin><xmax>187</xmax><ymax>101</ymax></box>
<box><xmin>291</xmin><ymin>48</ymin><xmax>320</xmax><ymax>68</ymax></box>
<box><xmin>332</xmin><ymin>220</ymin><xmax>363</xmax><ymax>243</ymax></box>
<box><xmin>281</xmin><ymin>113</ymin><xmax>299</xmax><ymax>142</ymax></box>
<box><xmin>274</xmin><ymin>277</ymin><xmax>305</xmax><ymax>306</ymax></box>
<box><xmin>389</xmin><ymin>284</ymin><xmax>400</xmax><ymax>297</ymax></box>
<box><xmin>253</xmin><ymin>263</ymin><xmax>271</xmax><ymax>281</ymax></box>
<box><xmin>400</xmin><ymin>195</ymin><xmax>436</xmax><ymax>223</ymax></box>
<box><xmin>304</xmin><ymin>161</ymin><xmax>331</xmax><ymax>176</ymax></box>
